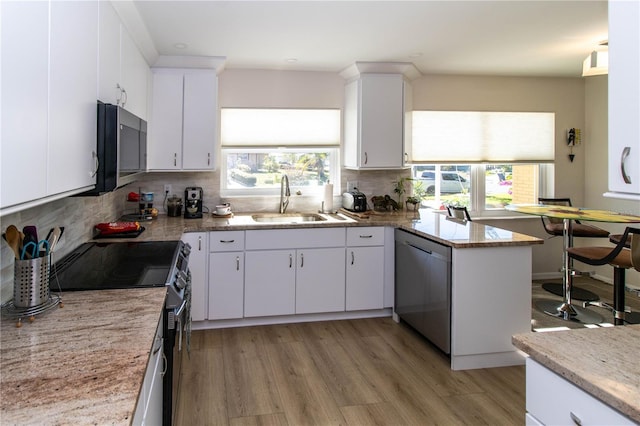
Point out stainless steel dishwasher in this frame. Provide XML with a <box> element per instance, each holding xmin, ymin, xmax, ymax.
<box><xmin>395</xmin><ymin>228</ymin><xmax>452</xmax><ymax>354</ymax></box>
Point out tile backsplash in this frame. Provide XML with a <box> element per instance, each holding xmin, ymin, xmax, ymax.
<box><xmin>1</xmin><ymin>168</ymin><xmax>408</xmax><ymax>302</ymax></box>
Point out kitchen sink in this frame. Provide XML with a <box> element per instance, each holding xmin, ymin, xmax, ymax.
<box><xmin>251</xmin><ymin>213</ymin><xmax>327</xmax><ymax>223</ymax></box>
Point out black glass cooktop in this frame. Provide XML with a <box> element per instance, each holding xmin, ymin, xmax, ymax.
<box><xmin>50</xmin><ymin>241</ymin><xmax>180</xmax><ymax>291</ymax></box>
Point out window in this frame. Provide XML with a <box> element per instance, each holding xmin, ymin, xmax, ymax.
<box><xmin>220</xmin><ymin>108</ymin><xmax>340</xmax><ymax>196</ymax></box>
<box><xmin>412</xmin><ymin>163</ymin><xmax>551</xmax><ymax>214</ymax></box>
<box><xmin>410</xmin><ymin>111</ymin><xmax>555</xmax><ymax>215</ymax></box>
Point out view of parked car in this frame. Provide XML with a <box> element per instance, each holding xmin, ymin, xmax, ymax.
<box><xmin>419</xmin><ymin>171</ymin><xmax>470</xmax><ymax>194</ymax></box>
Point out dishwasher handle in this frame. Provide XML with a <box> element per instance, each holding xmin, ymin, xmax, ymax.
<box><xmin>404</xmin><ymin>241</ymin><xmax>451</xmax><ymax>262</ymax></box>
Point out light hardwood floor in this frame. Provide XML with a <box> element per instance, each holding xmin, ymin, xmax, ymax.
<box><xmin>175</xmin><ymin>317</ymin><xmax>525</xmax><ymax>426</ymax></box>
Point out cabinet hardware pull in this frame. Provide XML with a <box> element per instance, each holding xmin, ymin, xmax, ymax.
<box><xmin>121</xmin><ymin>87</ymin><xmax>127</xmax><ymax>107</ymax></box>
<box><xmin>300</xmin><ymin>253</ymin><xmax>304</xmax><ymax>268</ymax></box>
<box><xmin>174</xmin><ymin>153</ymin><xmax>177</xmax><ymax>167</ymax></box>
<box><xmin>404</xmin><ymin>152</ymin><xmax>408</xmax><ymax>162</ymax></box>
<box><xmin>160</xmin><ymin>352</ymin><xmax>168</xmax><ymax>377</ymax></box>
<box><xmin>236</xmin><ymin>256</ymin><xmax>240</xmax><ymax>271</ymax></box>
<box><xmin>208</xmin><ymin>153</ymin><xmax>211</xmax><ymax>166</ymax></box>
<box><xmin>91</xmin><ymin>151</ymin><xmax>99</xmax><ymax>178</ymax></box>
<box><xmin>220</xmin><ymin>240</ymin><xmax>235</xmax><ymax>243</ymax></box>
<box><xmin>351</xmin><ymin>251</ymin><xmax>355</xmax><ymax>265</ymax></box>
<box><xmin>198</xmin><ymin>236</ymin><xmax>202</xmax><ymax>251</ymax></box>
<box><xmin>359</xmin><ymin>235</ymin><xmax>373</xmax><ymax>238</ymax></box>
<box><xmin>569</xmin><ymin>411</ymin><xmax>582</xmax><ymax>426</ymax></box>
<box><xmin>152</xmin><ymin>336</ymin><xmax>163</xmax><ymax>355</ymax></box>
<box><xmin>116</xmin><ymin>83</ymin><xmax>123</xmax><ymax>105</ymax></box>
<box><xmin>621</xmin><ymin>146</ymin><xmax>632</xmax><ymax>184</ymax></box>
<box><xmin>289</xmin><ymin>253</ymin><xmax>292</xmax><ymax>268</ymax></box>
<box><xmin>364</xmin><ymin>152</ymin><xmax>368</xmax><ymax>164</ymax></box>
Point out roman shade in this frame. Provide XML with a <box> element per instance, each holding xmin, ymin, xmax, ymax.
<box><xmin>221</xmin><ymin>108</ymin><xmax>340</xmax><ymax>147</ymax></box>
<box><xmin>411</xmin><ymin>111</ymin><xmax>555</xmax><ymax>163</ymax></box>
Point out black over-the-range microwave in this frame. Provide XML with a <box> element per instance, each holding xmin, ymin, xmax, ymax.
<box><xmin>79</xmin><ymin>101</ymin><xmax>147</xmax><ymax>196</ymax></box>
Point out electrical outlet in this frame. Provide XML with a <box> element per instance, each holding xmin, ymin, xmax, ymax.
<box><xmin>164</xmin><ymin>184</ymin><xmax>172</xmax><ymax>195</ymax></box>
<box><xmin>347</xmin><ymin>181</ymin><xmax>358</xmax><ymax>192</ymax></box>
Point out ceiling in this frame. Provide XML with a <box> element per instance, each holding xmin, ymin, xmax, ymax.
<box><xmin>131</xmin><ymin>0</ymin><xmax>608</xmax><ymax>78</ymax></box>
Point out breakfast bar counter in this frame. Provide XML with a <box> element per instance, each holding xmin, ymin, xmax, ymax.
<box><xmin>0</xmin><ymin>288</ymin><xmax>166</xmax><ymax>425</ymax></box>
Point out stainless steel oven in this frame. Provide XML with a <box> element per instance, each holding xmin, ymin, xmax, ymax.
<box><xmin>50</xmin><ymin>240</ymin><xmax>191</xmax><ymax>426</ymax></box>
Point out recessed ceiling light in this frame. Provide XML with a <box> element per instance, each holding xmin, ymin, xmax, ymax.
<box><xmin>174</xmin><ymin>43</ymin><xmax>188</xmax><ymax>50</ymax></box>
<box><xmin>286</xmin><ymin>58</ymin><xmax>298</xmax><ymax>63</ymax></box>
<box><xmin>409</xmin><ymin>52</ymin><xmax>423</xmax><ymax>58</ymax></box>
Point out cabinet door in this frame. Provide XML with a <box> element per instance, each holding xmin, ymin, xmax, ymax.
<box><xmin>182</xmin><ymin>71</ymin><xmax>217</xmax><ymax>170</ymax></box>
<box><xmin>526</xmin><ymin>358</ymin><xmax>635</xmax><ymax>425</ymax></box>
<box><xmin>346</xmin><ymin>246</ymin><xmax>384</xmax><ymax>311</ymax></box>
<box><xmin>48</xmin><ymin>0</ymin><xmax>98</xmax><ymax>195</ymax></box>
<box><xmin>245</xmin><ymin>250</ymin><xmax>295</xmax><ymax>317</ymax></box>
<box><xmin>608</xmin><ymin>0</ymin><xmax>640</xmax><ymax>194</ymax></box>
<box><xmin>181</xmin><ymin>233</ymin><xmax>208</xmax><ymax>321</ymax></box>
<box><xmin>296</xmin><ymin>248</ymin><xmax>345</xmax><ymax>314</ymax></box>
<box><xmin>149</xmin><ymin>71</ymin><xmax>183</xmax><ymax>170</ymax></box>
<box><xmin>209</xmin><ymin>252</ymin><xmax>244</xmax><ymax>320</ymax></box>
<box><xmin>120</xmin><ymin>28</ymin><xmax>149</xmax><ymax>120</ymax></box>
<box><xmin>98</xmin><ymin>0</ymin><xmax>121</xmax><ymax>106</ymax></box>
<box><xmin>358</xmin><ymin>74</ymin><xmax>404</xmax><ymax>168</ymax></box>
<box><xmin>0</xmin><ymin>0</ymin><xmax>49</xmax><ymax>208</ymax></box>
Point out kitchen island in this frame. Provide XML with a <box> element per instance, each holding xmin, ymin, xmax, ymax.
<box><xmin>513</xmin><ymin>326</ymin><xmax>640</xmax><ymax>424</ymax></box>
<box><xmin>0</xmin><ymin>288</ymin><xmax>166</xmax><ymax>425</ymax></box>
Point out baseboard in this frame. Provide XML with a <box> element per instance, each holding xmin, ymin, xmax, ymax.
<box><xmin>532</xmin><ymin>272</ymin><xmax>562</xmax><ymax>280</ymax></box>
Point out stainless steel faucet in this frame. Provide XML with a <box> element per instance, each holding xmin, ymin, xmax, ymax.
<box><xmin>280</xmin><ymin>174</ymin><xmax>290</xmax><ymax>213</ymax></box>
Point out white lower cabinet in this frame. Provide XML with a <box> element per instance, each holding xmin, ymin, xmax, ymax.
<box><xmin>190</xmin><ymin>226</ymin><xmax>390</xmax><ymax>322</ymax></box>
<box><xmin>295</xmin><ymin>247</ymin><xmax>345</xmax><ymax>314</ymax></box>
<box><xmin>526</xmin><ymin>358</ymin><xmax>634</xmax><ymax>425</ymax></box>
<box><xmin>133</xmin><ymin>311</ymin><xmax>163</xmax><ymax>426</ymax></box>
<box><xmin>245</xmin><ymin>250</ymin><xmax>296</xmax><ymax>317</ymax></box>
<box><xmin>181</xmin><ymin>232</ymin><xmax>208</xmax><ymax>321</ymax></box>
<box><xmin>209</xmin><ymin>231</ymin><xmax>245</xmax><ymax>320</ymax></box>
<box><xmin>346</xmin><ymin>227</ymin><xmax>385</xmax><ymax>311</ymax></box>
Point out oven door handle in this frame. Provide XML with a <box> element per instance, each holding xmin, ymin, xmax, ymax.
<box><xmin>175</xmin><ymin>298</ymin><xmax>188</xmax><ymax>317</ymax></box>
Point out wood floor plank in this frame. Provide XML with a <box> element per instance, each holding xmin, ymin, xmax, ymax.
<box><xmin>340</xmin><ymin>402</ymin><xmax>411</xmax><ymax>426</ymax></box>
<box><xmin>175</xmin><ymin>347</ymin><xmax>228</xmax><ymax>425</ymax></box>
<box><xmin>302</xmin><ymin>336</ymin><xmax>383</xmax><ymax>407</ymax></box>
<box><xmin>441</xmin><ymin>391</ymin><xmax>524</xmax><ymax>425</ymax></box>
<box><xmin>264</xmin><ymin>341</ymin><xmax>347</xmax><ymax>426</ymax></box>
<box><xmin>223</xmin><ymin>340</ymin><xmax>283</xmax><ymax>418</ymax></box>
<box><xmin>229</xmin><ymin>412</ymin><xmax>289</xmax><ymax>426</ymax></box>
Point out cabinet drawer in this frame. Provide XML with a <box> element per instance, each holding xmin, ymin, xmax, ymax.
<box><xmin>347</xmin><ymin>227</ymin><xmax>384</xmax><ymax>246</ymax></box>
<box><xmin>246</xmin><ymin>228</ymin><xmax>345</xmax><ymax>250</ymax></box>
<box><xmin>209</xmin><ymin>231</ymin><xmax>245</xmax><ymax>252</ymax></box>
<box><xmin>526</xmin><ymin>358</ymin><xmax>634</xmax><ymax>425</ymax></box>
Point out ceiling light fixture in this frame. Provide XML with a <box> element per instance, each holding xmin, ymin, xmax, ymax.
<box><xmin>285</xmin><ymin>58</ymin><xmax>298</xmax><ymax>63</ymax></box>
<box><xmin>174</xmin><ymin>43</ymin><xmax>188</xmax><ymax>50</ymax></box>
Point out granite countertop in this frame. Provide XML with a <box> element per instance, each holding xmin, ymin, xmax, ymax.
<box><xmin>108</xmin><ymin>209</ymin><xmax>542</xmax><ymax>248</ymax></box>
<box><xmin>0</xmin><ymin>287</ymin><xmax>166</xmax><ymax>425</ymax></box>
<box><xmin>512</xmin><ymin>325</ymin><xmax>640</xmax><ymax>422</ymax></box>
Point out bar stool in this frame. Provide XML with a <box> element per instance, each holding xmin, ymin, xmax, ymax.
<box><xmin>538</xmin><ymin>198</ymin><xmax>610</xmax><ymax>301</ymax></box>
<box><xmin>567</xmin><ymin>226</ymin><xmax>640</xmax><ymax>325</ymax></box>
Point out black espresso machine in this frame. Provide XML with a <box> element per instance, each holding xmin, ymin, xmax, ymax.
<box><xmin>184</xmin><ymin>187</ymin><xmax>203</xmax><ymax>219</ymax></box>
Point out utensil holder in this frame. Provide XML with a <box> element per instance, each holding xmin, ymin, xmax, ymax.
<box><xmin>13</xmin><ymin>255</ymin><xmax>50</xmax><ymax>308</ymax></box>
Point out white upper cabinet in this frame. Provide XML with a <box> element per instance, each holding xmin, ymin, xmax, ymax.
<box><xmin>148</xmin><ymin>68</ymin><xmax>218</xmax><ymax>171</ymax></box>
<box><xmin>343</xmin><ymin>73</ymin><xmax>409</xmax><ymax>169</ymax></box>
<box><xmin>1</xmin><ymin>1</ymin><xmax>49</xmax><ymax>208</ymax></box>
<box><xmin>1</xmin><ymin>0</ymin><xmax>98</xmax><ymax>212</ymax></box>
<box><xmin>98</xmin><ymin>1</ymin><xmax>149</xmax><ymax>120</ymax></box>
<box><xmin>607</xmin><ymin>0</ymin><xmax>640</xmax><ymax>198</ymax></box>
<box><xmin>48</xmin><ymin>1</ymin><xmax>99</xmax><ymax>196</ymax></box>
